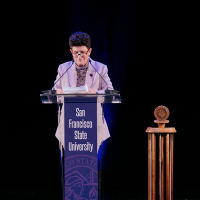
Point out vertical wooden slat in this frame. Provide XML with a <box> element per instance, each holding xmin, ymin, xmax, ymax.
<box><xmin>161</xmin><ymin>135</ymin><xmax>164</xmax><ymax>200</ymax></box>
<box><xmin>148</xmin><ymin>133</ymin><xmax>152</xmax><ymax>200</ymax></box>
<box><xmin>166</xmin><ymin>134</ymin><xmax>170</xmax><ymax>200</ymax></box>
<box><xmin>152</xmin><ymin>133</ymin><xmax>156</xmax><ymax>200</ymax></box>
<box><xmin>171</xmin><ymin>134</ymin><xmax>174</xmax><ymax>200</ymax></box>
<box><xmin>159</xmin><ymin>134</ymin><xmax>161</xmax><ymax>200</ymax></box>
<box><xmin>159</xmin><ymin>134</ymin><xmax>164</xmax><ymax>200</ymax></box>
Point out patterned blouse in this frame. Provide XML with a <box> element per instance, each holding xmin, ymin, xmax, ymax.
<box><xmin>75</xmin><ymin>61</ymin><xmax>89</xmax><ymax>87</ymax></box>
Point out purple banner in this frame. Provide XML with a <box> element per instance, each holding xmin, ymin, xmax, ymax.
<box><xmin>64</xmin><ymin>100</ymin><xmax>98</xmax><ymax>200</ymax></box>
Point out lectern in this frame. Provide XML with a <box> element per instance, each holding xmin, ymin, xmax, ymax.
<box><xmin>40</xmin><ymin>92</ymin><xmax>121</xmax><ymax>200</ymax></box>
<box><xmin>146</xmin><ymin>106</ymin><xmax>176</xmax><ymax>200</ymax></box>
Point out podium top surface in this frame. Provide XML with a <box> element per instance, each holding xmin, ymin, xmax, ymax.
<box><xmin>40</xmin><ymin>93</ymin><xmax>121</xmax><ymax>104</ymax></box>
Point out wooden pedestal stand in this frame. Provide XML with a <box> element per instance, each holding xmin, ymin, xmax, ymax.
<box><xmin>146</xmin><ymin>106</ymin><xmax>176</xmax><ymax>200</ymax></box>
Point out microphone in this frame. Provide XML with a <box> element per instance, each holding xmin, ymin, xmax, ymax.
<box><xmin>53</xmin><ymin>60</ymin><xmax>74</xmax><ymax>89</ymax></box>
<box><xmin>89</xmin><ymin>59</ymin><xmax>119</xmax><ymax>95</ymax></box>
<box><xmin>89</xmin><ymin>59</ymin><xmax>108</xmax><ymax>90</ymax></box>
<box><xmin>42</xmin><ymin>60</ymin><xmax>74</xmax><ymax>94</ymax></box>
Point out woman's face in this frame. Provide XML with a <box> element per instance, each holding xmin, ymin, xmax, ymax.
<box><xmin>70</xmin><ymin>46</ymin><xmax>92</xmax><ymax>66</ymax></box>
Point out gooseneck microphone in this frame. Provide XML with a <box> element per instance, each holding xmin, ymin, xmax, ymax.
<box><xmin>52</xmin><ymin>60</ymin><xmax>74</xmax><ymax>90</ymax></box>
<box><xmin>89</xmin><ymin>59</ymin><xmax>108</xmax><ymax>90</ymax></box>
<box><xmin>89</xmin><ymin>59</ymin><xmax>119</xmax><ymax>95</ymax></box>
<box><xmin>42</xmin><ymin>60</ymin><xmax>74</xmax><ymax>94</ymax></box>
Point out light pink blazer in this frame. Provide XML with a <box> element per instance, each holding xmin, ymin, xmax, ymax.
<box><xmin>54</xmin><ymin>58</ymin><xmax>114</xmax><ymax>151</ymax></box>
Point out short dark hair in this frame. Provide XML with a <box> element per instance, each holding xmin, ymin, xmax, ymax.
<box><xmin>69</xmin><ymin>32</ymin><xmax>91</xmax><ymax>50</ymax></box>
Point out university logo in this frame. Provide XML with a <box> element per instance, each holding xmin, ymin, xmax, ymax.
<box><xmin>64</xmin><ymin>155</ymin><xmax>98</xmax><ymax>200</ymax></box>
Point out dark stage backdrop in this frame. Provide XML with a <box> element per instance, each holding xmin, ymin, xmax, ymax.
<box><xmin>1</xmin><ymin>0</ymin><xmax>200</xmax><ymax>196</ymax></box>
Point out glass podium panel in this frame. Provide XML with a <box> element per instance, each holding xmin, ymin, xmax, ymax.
<box><xmin>40</xmin><ymin>93</ymin><xmax>121</xmax><ymax>104</ymax></box>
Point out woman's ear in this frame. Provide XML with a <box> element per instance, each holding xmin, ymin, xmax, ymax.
<box><xmin>88</xmin><ymin>48</ymin><xmax>92</xmax><ymax>55</ymax></box>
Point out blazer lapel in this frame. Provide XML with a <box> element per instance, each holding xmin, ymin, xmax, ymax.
<box><xmin>68</xmin><ymin>63</ymin><xmax>76</xmax><ymax>87</ymax></box>
<box><xmin>86</xmin><ymin>59</ymin><xmax>97</xmax><ymax>89</ymax></box>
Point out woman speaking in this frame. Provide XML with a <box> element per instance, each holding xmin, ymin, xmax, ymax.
<box><xmin>54</xmin><ymin>31</ymin><xmax>114</xmax><ymax>151</ymax></box>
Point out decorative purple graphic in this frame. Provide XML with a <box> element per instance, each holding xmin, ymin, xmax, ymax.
<box><xmin>64</xmin><ymin>99</ymin><xmax>98</xmax><ymax>200</ymax></box>
<box><xmin>64</xmin><ymin>155</ymin><xmax>98</xmax><ymax>200</ymax></box>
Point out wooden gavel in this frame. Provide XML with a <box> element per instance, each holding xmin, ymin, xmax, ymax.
<box><xmin>146</xmin><ymin>106</ymin><xmax>177</xmax><ymax>200</ymax></box>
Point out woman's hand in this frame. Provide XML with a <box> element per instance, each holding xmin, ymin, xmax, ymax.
<box><xmin>56</xmin><ymin>89</ymin><xmax>64</xmax><ymax>94</ymax></box>
<box><xmin>87</xmin><ymin>89</ymin><xmax>97</xmax><ymax>94</ymax></box>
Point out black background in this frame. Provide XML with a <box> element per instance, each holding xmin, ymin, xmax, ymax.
<box><xmin>1</xmin><ymin>0</ymin><xmax>200</xmax><ymax>197</ymax></box>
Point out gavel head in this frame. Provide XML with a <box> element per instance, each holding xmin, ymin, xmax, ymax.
<box><xmin>154</xmin><ymin>105</ymin><xmax>170</xmax><ymax>121</ymax></box>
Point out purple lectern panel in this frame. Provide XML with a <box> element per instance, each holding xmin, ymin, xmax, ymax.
<box><xmin>64</xmin><ymin>98</ymin><xmax>98</xmax><ymax>200</ymax></box>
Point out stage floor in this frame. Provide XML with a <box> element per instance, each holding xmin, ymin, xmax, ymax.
<box><xmin>0</xmin><ymin>189</ymin><xmax>199</xmax><ymax>200</ymax></box>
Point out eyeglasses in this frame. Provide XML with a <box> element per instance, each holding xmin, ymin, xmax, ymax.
<box><xmin>72</xmin><ymin>51</ymin><xmax>89</xmax><ymax>58</ymax></box>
